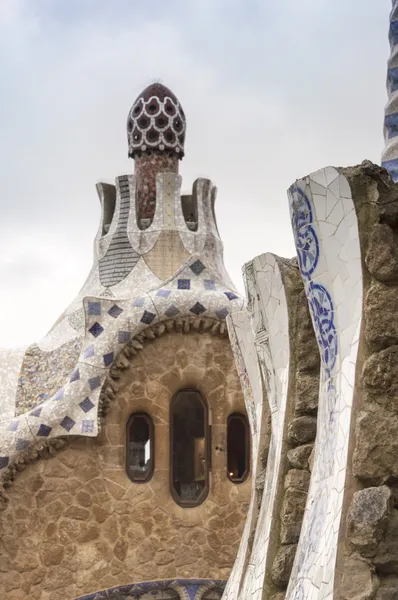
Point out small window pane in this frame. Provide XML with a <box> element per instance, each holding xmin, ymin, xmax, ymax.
<box><xmin>227</xmin><ymin>413</ymin><xmax>250</xmax><ymax>483</ymax></box>
<box><xmin>171</xmin><ymin>389</ymin><xmax>209</xmax><ymax>506</ymax></box>
<box><xmin>126</xmin><ymin>413</ymin><xmax>154</xmax><ymax>482</ymax></box>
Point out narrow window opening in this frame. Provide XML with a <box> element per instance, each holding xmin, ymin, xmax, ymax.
<box><xmin>170</xmin><ymin>389</ymin><xmax>209</xmax><ymax>506</ymax></box>
<box><xmin>227</xmin><ymin>413</ymin><xmax>250</xmax><ymax>483</ymax></box>
<box><xmin>97</xmin><ymin>183</ymin><xmax>116</xmax><ymax>237</ymax></box>
<box><xmin>126</xmin><ymin>412</ymin><xmax>154</xmax><ymax>483</ymax></box>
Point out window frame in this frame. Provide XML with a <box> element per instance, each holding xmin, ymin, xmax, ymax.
<box><xmin>226</xmin><ymin>412</ymin><xmax>250</xmax><ymax>484</ymax></box>
<box><xmin>126</xmin><ymin>411</ymin><xmax>155</xmax><ymax>484</ymax></box>
<box><xmin>169</xmin><ymin>388</ymin><xmax>211</xmax><ymax>507</ymax></box>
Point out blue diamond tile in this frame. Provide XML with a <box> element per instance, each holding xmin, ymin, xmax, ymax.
<box><xmin>69</xmin><ymin>369</ymin><xmax>80</xmax><ymax>383</ymax></box>
<box><xmin>156</xmin><ymin>289</ymin><xmax>171</xmax><ymax>298</ymax></box>
<box><xmin>204</xmin><ymin>279</ymin><xmax>215</xmax><ymax>290</ymax></box>
<box><xmin>37</xmin><ymin>424</ymin><xmax>52</xmax><ymax>437</ymax></box>
<box><xmin>216</xmin><ymin>307</ymin><xmax>229</xmax><ymax>319</ymax></box>
<box><xmin>164</xmin><ymin>305</ymin><xmax>179</xmax><ymax>318</ymax></box>
<box><xmin>140</xmin><ymin>310</ymin><xmax>156</xmax><ymax>325</ymax></box>
<box><xmin>81</xmin><ymin>420</ymin><xmax>94</xmax><ymax>433</ymax></box>
<box><xmin>0</xmin><ymin>457</ymin><xmax>9</xmax><ymax>469</ymax></box>
<box><xmin>8</xmin><ymin>421</ymin><xmax>19</xmax><ymax>432</ymax></box>
<box><xmin>133</xmin><ymin>297</ymin><xmax>145</xmax><ymax>307</ymax></box>
<box><xmin>88</xmin><ymin>301</ymin><xmax>101</xmax><ymax>316</ymax></box>
<box><xmin>88</xmin><ymin>376</ymin><xmax>101</xmax><ymax>391</ymax></box>
<box><xmin>108</xmin><ymin>304</ymin><xmax>123</xmax><ymax>318</ymax></box>
<box><xmin>190</xmin><ymin>260</ymin><xmax>205</xmax><ymax>275</ymax></box>
<box><xmin>103</xmin><ymin>352</ymin><xmax>114</xmax><ymax>367</ymax></box>
<box><xmin>118</xmin><ymin>331</ymin><xmax>130</xmax><ymax>343</ymax></box>
<box><xmin>190</xmin><ymin>302</ymin><xmax>206</xmax><ymax>315</ymax></box>
<box><xmin>83</xmin><ymin>345</ymin><xmax>95</xmax><ymax>359</ymax></box>
<box><xmin>89</xmin><ymin>322</ymin><xmax>104</xmax><ymax>338</ymax></box>
<box><xmin>16</xmin><ymin>439</ymin><xmax>30</xmax><ymax>451</ymax></box>
<box><xmin>178</xmin><ymin>279</ymin><xmax>191</xmax><ymax>290</ymax></box>
<box><xmin>53</xmin><ymin>388</ymin><xmax>65</xmax><ymax>401</ymax></box>
<box><xmin>224</xmin><ymin>291</ymin><xmax>239</xmax><ymax>301</ymax></box>
<box><xmin>79</xmin><ymin>397</ymin><xmax>95</xmax><ymax>413</ymax></box>
<box><xmin>30</xmin><ymin>407</ymin><xmax>42</xmax><ymax>418</ymax></box>
<box><xmin>60</xmin><ymin>416</ymin><xmax>76</xmax><ymax>432</ymax></box>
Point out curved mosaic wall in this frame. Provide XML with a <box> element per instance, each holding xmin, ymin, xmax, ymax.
<box><xmin>286</xmin><ymin>167</ymin><xmax>362</xmax><ymax>599</ymax></box>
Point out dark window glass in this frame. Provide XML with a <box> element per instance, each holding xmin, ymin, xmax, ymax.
<box><xmin>170</xmin><ymin>389</ymin><xmax>209</xmax><ymax>506</ymax></box>
<box><xmin>227</xmin><ymin>413</ymin><xmax>250</xmax><ymax>483</ymax></box>
<box><xmin>126</xmin><ymin>413</ymin><xmax>154</xmax><ymax>483</ymax></box>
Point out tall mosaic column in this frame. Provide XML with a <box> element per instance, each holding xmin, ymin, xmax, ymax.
<box><xmin>382</xmin><ymin>0</ymin><xmax>398</xmax><ymax>181</ymax></box>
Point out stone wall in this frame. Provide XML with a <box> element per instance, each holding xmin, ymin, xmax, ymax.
<box><xmin>337</xmin><ymin>163</ymin><xmax>398</xmax><ymax>600</ymax></box>
<box><xmin>0</xmin><ymin>327</ymin><xmax>250</xmax><ymax>600</ymax></box>
<box><xmin>270</xmin><ymin>264</ymin><xmax>320</xmax><ymax>598</ymax></box>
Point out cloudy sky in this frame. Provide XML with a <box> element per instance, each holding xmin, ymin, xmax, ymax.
<box><xmin>0</xmin><ymin>0</ymin><xmax>391</xmax><ymax>348</ymax></box>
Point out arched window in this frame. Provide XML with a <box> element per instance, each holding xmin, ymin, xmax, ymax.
<box><xmin>170</xmin><ymin>389</ymin><xmax>210</xmax><ymax>506</ymax></box>
<box><xmin>126</xmin><ymin>412</ymin><xmax>154</xmax><ymax>483</ymax></box>
<box><xmin>227</xmin><ymin>413</ymin><xmax>250</xmax><ymax>483</ymax></box>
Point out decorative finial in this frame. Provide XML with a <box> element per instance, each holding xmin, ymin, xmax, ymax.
<box><xmin>127</xmin><ymin>83</ymin><xmax>186</xmax><ymax>159</ymax></box>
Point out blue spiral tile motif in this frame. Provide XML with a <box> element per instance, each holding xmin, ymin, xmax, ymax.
<box><xmin>289</xmin><ymin>186</ymin><xmax>319</xmax><ymax>277</ymax></box>
<box><xmin>289</xmin><ymin>184</ymin><xmax>337</xmax><ymax>378</ymax></box>
<box><xmin>307</xmin><ymin>283</ymin><xmax>337</xmax><ymax>376</ymax></box>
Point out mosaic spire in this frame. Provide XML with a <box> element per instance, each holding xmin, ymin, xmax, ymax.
<box><xmin>382</xmin><ymin>0</ymin><xmax>398</xmax><ymax>180</ymax></box>
<box><xmin>127</xmin><ymin>83</ymin><xmax>186</xmax><ymax>223</ymax></box>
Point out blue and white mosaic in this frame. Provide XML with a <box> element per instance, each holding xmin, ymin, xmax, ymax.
<box><xmin>286</xmin><ymin>167</ymin><xmax>362</xmax><ymax>600</ymax></box>
<box><xmin>74</xmin><ymin>578</ymin><xmax>225</xmax><ymax>600</ymax></box>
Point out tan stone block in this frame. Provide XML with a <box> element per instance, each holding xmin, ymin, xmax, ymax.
<box><xmin>74</xmin><ymin>456</ymin><xmax>99</xmax><ymax>481</ymax></box>
<box><xmin>76</xmin><ymin>490</ymin><xmax>92</xmax><ymax>507</ymax></box>
<box><xmin>131</xmin><ymin>561</ymin><xmax>159</xmax><ymax>581</ymax></box>
<box><xmin>113</xmin><ymin>539</ymin><xmax>128</xmax><ymax>562</ymax></box>
<box><xmin>14</xmin><ymin>551</ymin><xmax>40</xmax><ymax>573</ymax></box>
<box><xmin>105</xmin><ymin>479</ymin><xmax>127</xmax><ymax>500</ymax></box>
<box><xmin>155</xmin><ymin>549</ymin><xmax>174</xmax><ymax>565</ymax></box>
<box><xmin>39</xmin><ymin>543</ymin><xmax>64</xmax><ymax>566</ymax></box>
<box><xmin>284</xmin><ymin>469</ymin><xmax>311</xmax><ymax>492</ymax></box>
<box><xmin>57</xmin><ymin>449</ymin><xmax>80</xmax><ymax>469</ymax></box>
<box><xmin>135</xmin><ymin>538</ymin><xmax>156</xmax><ymax>564</ymax></box>
<box><xmin>340</xmin><ymin>555</ymin><xmax>379</xmax><ymax>600</ymax></box>
<box><xmin>207</xmin><ymin>531</ymin><xmax>222</xmax><ymax>550</ymax></box>
<box><xmin>353</xmin><ymin>411</ymin><xmax>398</xmax><ymax>484</ymax></box>
<box><xmin>76</xmin><ymin>524</ymin><xmax>100</xmax><ymax>543</ymax></box>
<box><xmin>44</xmin><ymin>499</ymin><xmax>65</xmax><ymax>519</ymax></box>
<box><xmin>158</xmin><ymin>368</ymin><xmax>181</xmax><ymax>392</ymax></box>
<box><xmin>13</xmin><ymin>506</ymin><xmax>30</xmax><ymax>520</ymax></box>
<box><xmin>365</xmin><ymin>282</ymin><xmax>398</xmax><ymax>351</ymax></box>
<box><xmin>102</xmin><ymin>513</ymin><xmax>119</xmax><ymax>544</ymax></box>
<box><xmin>271</xmin><ymin>544</ymin><xmax>297</xmax><ymax>587</ymax></box>
<box><xmin>58</xmin><ymin>518</ymin><xmax>80</xmax><ymax>543</ymax></box>
<box><xmin>175</xmin><ymin>543</ymin><xmax>201</xmax><ymax>567</ymax></box>
<box><xmin>63</xmin><ymin>505</ymin><xmax>91</xmax><ymax>521</ymax></box>
<box><xmin>43</xmin><ymin>461</ymin><xmax>70</xmax><ymax>478</ymax></box>
<box><xmin>93</xmin><ymin>503</ymin><xmax>112</xmax><ymax>523</ymax></box>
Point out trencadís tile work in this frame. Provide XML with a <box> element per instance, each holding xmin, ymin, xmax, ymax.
<box><xmin>2</xmin><ymin>6</ymin><xmax>398</xmax><ymax>596</ymax></box>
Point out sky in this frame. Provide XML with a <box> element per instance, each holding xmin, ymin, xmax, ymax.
<box><xmin>0</xmin><ymin>0</ymin><xmax>391</xmax><ymax>348</ymax></box>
